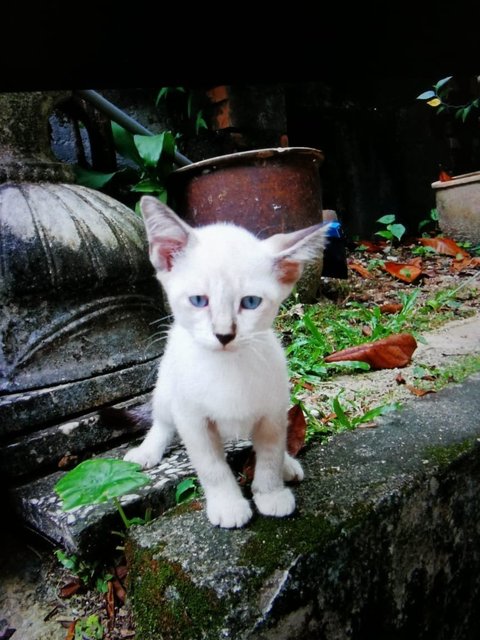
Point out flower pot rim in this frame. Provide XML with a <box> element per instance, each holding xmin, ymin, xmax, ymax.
<box><xmin>432</xmin><ymin>170</ymin><xmax>480</xmax><ymax>190</ymax></box>
<box><xmin>171</xmin><ymin>146</ymin><xmax>324</xmax><ymax>178</ymax></box>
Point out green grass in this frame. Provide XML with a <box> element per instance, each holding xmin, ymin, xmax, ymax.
<box><xmin>276</xmin><ymin>286</ymin><xmax>474</xmax><ymax>386</ymax></box>
<box><xmin>277</xmin><ymin>282</ymin><xmax>479</xmax><ymax>443</ymax></box>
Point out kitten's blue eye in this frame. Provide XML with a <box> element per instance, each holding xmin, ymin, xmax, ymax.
<box><xmin>189</xmin><ymin>295</ymin><xmax>209</xmax><ymax>308</ymax></box>
<box><xmin>240</xmin><ymin>295</ymin><xmax>262</xmax><ymax>310</ymax></box>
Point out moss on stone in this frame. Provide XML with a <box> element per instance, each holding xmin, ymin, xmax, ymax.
<box><xmin>240</xmin><ymin>512</ymin><xmax>339</xmax><ymax>578</ymax></box>
<box><xmin>126</xmin><ymin>541</ymin><xmax>227</xmax><ymax>640</ymax></box>
<box><xmin>424</xmin><ymin>438</ymin><xmax>477</xmax><ymax>469</ymax></box>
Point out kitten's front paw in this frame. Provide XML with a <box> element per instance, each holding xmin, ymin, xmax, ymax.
<box><xmin>283</xmin><ymin>454</ymin><xmax>304</xmax><ymax>482</ymax></box>
<box><xmin>124</xmin><ymin>445</ymin><xmax>162</xmax><ymax>470</ymax></box>
<box><xmin>254</xmin><ymin>488</ymin><xmax>296</xmax><ymax>517</ymax></box>
<box><xmin>206</xmin><ymin>496</ymin><xmax>253</xmax><ymax>528</ymax></box>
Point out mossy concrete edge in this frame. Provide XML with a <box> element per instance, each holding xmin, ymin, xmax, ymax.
<box><xmin>127</xmin><ymin>373</ymin><xmax>480</xmax><ymax>639</ymax></box>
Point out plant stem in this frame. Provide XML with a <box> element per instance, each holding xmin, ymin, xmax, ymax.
<box><xmin>113</xmin><ymin>497</ymin><xmax>131</xmax><ymax>529</ymax></box>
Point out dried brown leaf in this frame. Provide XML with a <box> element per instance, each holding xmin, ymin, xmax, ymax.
<box><xmin>450</xmin><ymin>257</ymin><xmax>480</xmax><ymax>272</ymax></box>
<box><xmin>65</xmin><ymin>621</ymin><xmax>76</xmax><ymax>640</ymax></box>
<box><xmin>324</xmin><ymin>333</ymin><xmax>418</xmax><ymax>370</ymax></box>
<box><xmin>383</xmin><ymin>262</ymin><xmax>422</xmax><ymax>283</ymax></box>
<box><xmin>418</xmin><ymin>237</ymin><xmax>470</xmax><ymax>258</ymax></box>
<box><xmin>59</xmin><ymin>579</ymin><xmax>82</xmax><ymax>599</ymax></box>
<box><xmin>349</xmin><ymin>261</ymin><xmax>375</xmax><ymax>279</ymax></box>
<box><xmin>380</xmin><ymin>303</ymin><xmax>404</xmax><ymax>315</ymax></box>
<box><xmin>287</xmin><ymin>404</ymin><xmax>307</xmax><ymax>457</ymax></box>
<box><xmin>406</xmin><ymin>385</ymin><xmax>436</xmax><ymax>397</ymax></box>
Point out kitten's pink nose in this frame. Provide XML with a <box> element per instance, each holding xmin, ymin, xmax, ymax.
<box><xmin>215</xmin><ymin>333</ymin><xmax>236</xmax><ymax>346</ymax></box>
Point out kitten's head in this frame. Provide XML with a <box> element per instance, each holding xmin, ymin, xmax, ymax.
<box><xmin>141</xmin><ymin>196</ymin><xmax>328</xmax><ymax>352</ymax></box>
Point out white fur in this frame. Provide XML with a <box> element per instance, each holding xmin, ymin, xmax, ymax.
<box><xmin>125</xmin><ymin>196</ymin><xmax>327</xmax><ymax>528</ymax></box>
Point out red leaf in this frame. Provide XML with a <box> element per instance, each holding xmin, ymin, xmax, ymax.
<box><xmin>418</xmin><ymin>237</ymin><xmax>470</xmax><ymax>258</ymax></box>
<box><xmin>324</xmin><ymin>333</ymin><xmax>418</xmax><ymax>370</ymax></box>
<box><xmin>106</xmin><ymin>580</ymin><xmax>115</xmax><ymax>623</ymax></box>
<box><xmin>240</xmin><ymin>405</ymin><xmax>307</xmax><ymax>483</ymax></box>
<box><xmin>65</xmin><ymin>621</ymin><xmax>76</xmax><ymax>640</ymax></box>
<box><xmin>356</xmin><ymin>240</ymin><xmax>386</xmax><ymax>252</ymax></box>
<box><xmin>287</xmin><ymin>404</ymin><xmax>307</xmax><ymax>457</ymax></box>
<box><xmin>406</xmin><ymin>385</ymin><xmax>436</xmax><ymax>397</ymax></box>
<box><xmin>349</xmin><ymin>261</ymin><xmax>375</xmax><ymax>279</ymax></box>
<box><xmin>239</xmin><ymin>450</ymin><xmax>256</xmax><ymax>484</ymax></box>
<box><xmin>439</xmin><ymin>170</ymin><xmax>453</xmax><ymax>182</ymax></box>
<box><xmin>115</xmin><ymin>565</ymin><xmax>128</xmax><ymax>581</ymax></box>
<box><xmin>112</xmin><ymin>577</ymin><xmax>126</xmax><ymax>605</ymax></box>
<box><xmin>383</xmin><ymin>262</ymin><xmax>422</xmax><ymax>283</ymax></box>
<box><xmin>450</xmin><ymin>257</ymin><xmax>480</xmax><ymax>272</ymax></box>
<box><xmin>59</xmin><ymin>579</ymin><xmax>82</xmax><ymax>599</ymax></box>
<box><xmin>380</xmin><ymin>303</ymin><xmax>404</xmax><ymax>315</ymax></box>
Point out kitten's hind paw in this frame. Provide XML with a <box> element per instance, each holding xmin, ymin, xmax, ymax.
<box><xmin>207</xmin><ymin>496</ymin><xmax>253</xmax><ymax>528</ymax></box>
<box><xmin>254</xmin><ymin>488</ymin><xmax>296</xmax><ymax>518</ymax></box>
<box><xmin>283</xmin><ymin>454</ymin><xmax>304</xmax><ymax>482</ymax></box>
<box><xmin>124</xmin><ymin>445</ymin><xmax>162</xmax><ymax>470</ymax></box>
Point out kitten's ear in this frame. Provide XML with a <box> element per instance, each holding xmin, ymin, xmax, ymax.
<box><xmin>265</xmin><ymin>223</ymin><xmax>330</xmax><ymax>285</ymax></box>
<box><xmin>140</xmin><ymin>196</ymin><xmax>195</xmax><ymax>272</ymax></box>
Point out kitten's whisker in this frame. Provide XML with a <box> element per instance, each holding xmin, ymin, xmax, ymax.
<box><xmin>150</xmin><ymin>313</ymin><xmax>173</xmax><ymax>325</ymax></box>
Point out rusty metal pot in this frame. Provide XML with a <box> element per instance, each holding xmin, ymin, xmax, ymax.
<box><xmin>168</xmin><ymin>147</ymin><xmax>324</xmax><ymax>237</ymax></box>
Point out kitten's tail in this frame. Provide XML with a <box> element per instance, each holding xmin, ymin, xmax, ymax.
<box><xmin>99</xmin><ymin>402</ymin><xmax>152</xmax><ymax>431</ymax></box>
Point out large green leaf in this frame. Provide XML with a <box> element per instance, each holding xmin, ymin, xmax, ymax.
<box><xmin>111</xmin><ymin>122</ymin><xmax>142</xmax><ymax>166</ymax></box>
<box><xmin>134</xmin><ymin>133</ymin><xmax>166</xmax><ymax>167</ymax></box>
<box><xmin>377</xmin><ymin>214</ymin><xmax>396</xmax><ymax>225</ymax></box>
<box><xmin>55</xmin><ymin>458</ymin><xmax>150</xmax><ymax>511</ymax></box>
<box><xmin>74</xmin><ymin>165</ymin><xmax>117</xmax><ymax>189</ymax></box>
<box><xmin>389</xmin><ymin>223</ymin><xmax>406</xmax><ymax>241</ymax></box>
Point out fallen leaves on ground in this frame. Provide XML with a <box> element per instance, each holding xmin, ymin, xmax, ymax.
<box><xmin>383</xmin><ymin>261</ymin><xmax>423</xmax><ymax>283</ymax></box>
<box><xmin>418</xmin><ymin>236</ymin><xmax>469</xmax><ymax>258</ymax></box>
<box><xmin>348</xmin><ymin>260</ymin><xmax>375</xmax><ymax>279</ymax></box>
<box><xmin>324</xmin><ymin>333</ymin><xmax>418</xmax><ymax>370</ymax></box>
<box><xmin>65</xmin><ymin>621</ymin><xmax>76</xmax><ymax>640</ymax></box>
<box><xmin>59</xmin><ymin>578</ymin><xmax>83</xmax><ymax>599</ymax></box>
<box><xmin>450</xmin><ymin>257</ymin><xmax>480</xmax><ymax>272</ymax></box>
<box><xmin>380</xmin><ymin>303</ymin><xmax>404</xmax><ymax>314</ymax></box>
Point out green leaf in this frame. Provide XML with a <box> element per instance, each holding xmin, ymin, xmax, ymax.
<box><xmin>326</xmin><ymin>360</ymin><xmax>370</xmax><ymax>372</ymax></box>
<box><xmin>332</xmin><ymin>396</ymin><xmax>352</xmax><ymax>429</ymax></box>
<box><xmin>134</xmin><ymin>133</ymin><xmax>166</xmax><ymax>167</ymax></box>
<box><xmin>131</xmin><ymin>177</ymin><xmax>164</xmax><ymax>193</ymax></box>
<box><xmin>175</xmin><ymin>477</ymin><xmax>200</xmax><ymax>504</ymax></box>
<box><xmin>303</xmin><ymin>314</ymin><xmax>324</xmax><ymax>344</ymax></box>
<box><xmin>74</xmin><ymin>165</ymin><xmax>117</xmax><ymax>189</ymax></box>
<box><xmin>434</xmin><ymin>76</ymin><xmax>452</xmax><ymax>91</ymax></box>
<box><xmin>377</xmin><ymin>214</ymin><xmax>396</xmax><ymax>225</ymax></box>
<box><xmin>356</xmin><ymin>402</ymin><xmax>401</xmax><ymax>425</ymax></box>
<box><xmin>375</xmin><ymin>230</ymin><xmax>393</xmax><ymax>239</ymax></box>
<box><xmin>417</xmin><ymin>90</ymin><xmax>436</xmax><ymax>100</ymax></box>
<box><xmin>462</xmin><ymin>105</ymin><xmax>472</xmax><ymax>122</ymax></box>
<box><xmin>430</xmin><ymin>208</ymin><xmax>439</xmax><ymax>221</ymax></box>
<box><xmin>55</xmin><ymin>458</ymin><xmax>150</xmax><ymax>511</ymax></box>
<box><xmin>195</xmin><ymin>111</ymin><xmax>208</xmax><ymax>133</ymax></box>
<box><xmin>111</xmin><ymin>122</ymin><xmax>142</xmax><ymax>166</ymax></box>
<box><xmin>388</xmin><ymin>223</ymin><xmax>406</xmax><ymax>241</ymax></box>
<box><xmin>134</xmin><ymin>131</ymin><xmax>176</xmax><ymax>168</ymax></box>
<box><xmin>155</xmin><ymin>87</ymin><xmax>170</xmax><ymax>105</ymax></box>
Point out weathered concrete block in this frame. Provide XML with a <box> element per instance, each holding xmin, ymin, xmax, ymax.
<box><xmin>127</xmin><ymin>373</ymin><xmax>480</xmax><ymax>640</ymax></box>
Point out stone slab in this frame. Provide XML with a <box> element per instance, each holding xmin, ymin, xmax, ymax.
<box><xmin>127</xmin><ymin>373</ymin><xmax>480</xmax><ymax>640</ymax></box>
<box><xmin>10</xmin><ymin>436</ymin><xmax>251</xmax><ymax>558</ymax></box>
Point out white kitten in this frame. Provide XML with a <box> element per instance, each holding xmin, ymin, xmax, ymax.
<box><xmin>125</xmin><ymin>195</ymin><xmax>328</xmax><ymax>528</ymax></box>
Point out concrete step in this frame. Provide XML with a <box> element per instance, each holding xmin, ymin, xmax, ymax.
<box><xmin>125</xmin><ymin>373</ymin><xmax>480</xmax><ymax>640</ymax></box>
<box><xmin>9</xmin><ymin>410</ymin><xmax>252</xmax><ymax>557</ymax></box>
